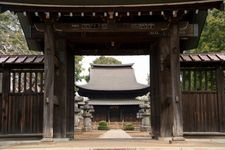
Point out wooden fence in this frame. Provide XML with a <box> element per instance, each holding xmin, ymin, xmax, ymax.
<box><xmin>0</xmin><ymin>69</ymin><xmax>44</xmax><ymax>135</ymax></box>
<box><xmin>181</xmin><ymin>68</ymin><xmax>225</xmax><ymax>133</ymax></box>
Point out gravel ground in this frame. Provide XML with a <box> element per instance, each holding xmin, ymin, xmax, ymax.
<box><xmin>1</xmin><ymin>138</ymin><xmax>225</xmax><ymax>150</ymax></box>
<box><xmin>1</xmin><ymin>130</ymin><xmax>225</xmax><ymax>150</ymax></box>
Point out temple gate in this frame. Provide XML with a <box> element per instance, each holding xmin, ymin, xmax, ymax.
<box><xmin>0</xmin><ymin>0</ymin><xmax>223</xmax><ymax>140</ymax></box>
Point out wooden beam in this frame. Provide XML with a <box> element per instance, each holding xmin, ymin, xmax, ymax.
<box><xmin>73</xmin><ymin>48</ymin><xmax>151</xmax><ymax>55</ymax></box>
<box><xmin>35</xmin><ymin>22</ymin><xmax>198</xmax><ymax>37</ymax></box>
<box><xmin>42</xmin><ymin>23</ymin><xmax>55</xmax><ymax>141</ymax></box>
<box><xmin>53</xmin><ymin>22</ymin><xmax>169</xmax><ymax>33</ymax></box>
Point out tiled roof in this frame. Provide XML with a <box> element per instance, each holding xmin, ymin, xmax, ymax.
<box><xmin>0</xmin><ymin>55</ymin><xmax>44</xmax><ymax>64</ymax></box>
<box><xmin>0</xmin><ymin>52</ymin><xmax>224</xmax><ymax>65</ymax></box>
<box><xmin>77</xmin><ymin>63</ymin><xmax>149</xmax><ymax>91</ymax></box>
<box><xmin>180</xmin><ymin>52</ymin><xmax>225</xmax><ymax>62</ymax></box>
<box><xmin>0</xmin><ymin>0</ymin><xmax>222</xmax><ymax>6</ymax></box>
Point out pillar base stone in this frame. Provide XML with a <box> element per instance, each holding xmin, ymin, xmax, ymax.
<box><xmin>172</xmin><ymin>136</ymin><xmax>185</xmax><ymax>141</ymax></box>
<box><xmin>41</xmin><ymin>137</ymin><xmax>53</xmax><ymax>142</ymax></box>
<box><xmin>53</xmin><ymin>138</ymin><xmax>70</xmax><ymax>142</ymax></box>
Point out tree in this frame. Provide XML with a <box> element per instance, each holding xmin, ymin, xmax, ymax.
<box><xmin>0</xmin><ymin>11</ymin><xmax>36</xmax><ymax>54</ymax></box>
<box><xmin>93</xmin><ymin>56</ymin><xmax>122</xmax><ymax>64</ymax></box>
<box><xmin>0</xmin><ymin>11</ymin><xmax>84</xmax><ymax>82</ymax></box>
<box><xmin>190</xmin><ymin>3</ymin><xmax>225</xmax><ymax>53</ymax></box>
<box><xmin>75</xmin><ymin>56</ymin><xmax>84</xmax><ymax>82</ymax></box>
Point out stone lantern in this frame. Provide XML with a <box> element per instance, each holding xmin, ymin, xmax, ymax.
<box><xmin>80</xmin><ymin>101</ymin><xmax>95</xmax><ymax>132</ymax></box>
<box><xmin>74</xmin><ymin>95</ymin><xmax>83</xmax><ymax>130</ymax></box>
<box><xmin>139</xmin><ymin>99</ymin><xmax>151</xmax><ymax>132</ymax></box>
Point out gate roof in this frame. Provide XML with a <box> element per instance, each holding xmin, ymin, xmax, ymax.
<box><xmin>0</xmin><ymin>52</ymin><xmax>224</xmax><ymax>64</ymax></box>
<box><xmin>0</xmin><ymin>52</ymin><xmax>224</xmax><ymax>66</ymax></box>
<box><xmin>0</xmin><ymin>0</ymin><xmax>223</xmax><ymax>8</ymax></box>
<box><xmin>0</xmin><ymin>0</ymin><xmax>223</xmax><ymax>53</ymax></box>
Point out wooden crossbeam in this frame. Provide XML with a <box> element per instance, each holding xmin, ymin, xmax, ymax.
<box><xmin>35</xmin><ymin>22</ymin><xmax>198</xmax><ymax>37</ymax></box>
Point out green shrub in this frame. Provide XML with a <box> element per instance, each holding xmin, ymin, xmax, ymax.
<box><xmin>98</xmin><ymin>120</ymin><xmax>109</xmax><ymax>130</ymax></box>
<box><xmin>123</xmin><ymin>123</ymin><xmax>135</xmax><ymax>130</ymax></box>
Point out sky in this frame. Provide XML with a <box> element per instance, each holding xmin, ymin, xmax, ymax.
<box><xmin>79</xmin><ymin>55</ymin><xmax>150</xmax><ymax>85</ymax></box>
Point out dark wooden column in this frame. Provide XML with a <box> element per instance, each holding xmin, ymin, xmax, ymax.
<box><xmin>150</xmin><ymin>45</ymin><xmax>161</xmax><ymax>139</ymax></box>
<box><xmin>54</xmin><ymin>39</ymin><xmax>67</xmax><ymax>138</ymax></box>
<box><xmin>66</xmin><ymin>50</ymin><xmax>74</xmax><ymax>138</ymax></box>
<box><xmin>157</xmin><ymin>20</ymin><xmax>183</xmax><ymax>139</ymax></box>
<box><xmin>43</xmin><ymin>24</ymin><xmax>55</xmax><ymax>141</ymax></box>
<box><xmin>216</xmin><ymin>66</ymin><xmax>225</xmax><ymax>132</ymax></box>
<box><xmin>1</xmin><ymin>69</ymin><xmax>10</xmax><ymax>134</ymax></box>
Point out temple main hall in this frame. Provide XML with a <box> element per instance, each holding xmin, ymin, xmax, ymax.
<box><xmin>77</xmin><ymin>63</ymin><xmax>149</xmax><ymax>123</ymax></box>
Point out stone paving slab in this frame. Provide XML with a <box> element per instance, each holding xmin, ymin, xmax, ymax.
<box><xmin>99</xmin><ymin>129</ymin><xmax>132</xmax><ymax>139</ymax></box>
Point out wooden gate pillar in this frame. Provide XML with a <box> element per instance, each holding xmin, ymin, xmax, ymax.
<box><xmin>53</xmin><ymin>39</ymin><xmax>67</xmax><ymax>138</ymax></box>
<box><xmin>55</xmin><ymin>42</ymin><xmax>74</xmax><ymax>138</ymax></box>
<box><xmin>216</xmin><ymin>66</ymin><xmax>225</xmax><ymax>132</ymax></box>
<box><xmin>156</xmin><ymin>20</ymin><xmax>183</xmax><ymax>139</ymax></box>
<box><xmin>150</xmin><ymin>45</ymin><xmax>161</xmax><ymax>139</ymax></box>
<box><xmin>43</xmin><ymin>23</ymin><xmax>55</xmax><ymax>141</ymax></box>
<box><xmin>42</xmin><ymin>22</ymin><xmax>74</xmax><ymax>139</ymax></box>
<box><xmin>169</xmin><ymin>21</ymin><xmax>183</xmax><ymax>139</ymax></box>
<box><xmin>1</xmin><ymin>69</ymin><xmax>10</xmax><ymax>134</ymax></box>
<box><xmin>66</xmin><ymin>50</ymin><xmax>74</xmax><ymax>138</ymax></box>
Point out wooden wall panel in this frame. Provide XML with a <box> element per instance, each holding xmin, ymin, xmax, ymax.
<box><xmin>0</xmin><ymin>69</ymin><xmax>44</xmax><ymax>135</ymax></box>
<box><xmin>182</xmin><ymin>92</ymin><xmax>219</xmax><ymax>132</ymax></box>
<box><xmin>4</xmin><ymin>94</ymin><xmax>43</xmax><ymax>134</ymax></box>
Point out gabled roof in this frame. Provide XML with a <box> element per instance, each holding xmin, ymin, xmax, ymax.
<box><xmin>77</xmin><ymin>63</ymin><xmax>149</xmax><ymax>91</ymax></box>
<box><xmin>77</xmin><ymin>63</ymin><xmax>150</xmax><ymax>98</ymax></box>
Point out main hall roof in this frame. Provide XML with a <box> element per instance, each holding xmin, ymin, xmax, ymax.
<box><xmin>77</xmin><ymin>63</ymin><xmax>149</xmax><ymax>91</ymax></box>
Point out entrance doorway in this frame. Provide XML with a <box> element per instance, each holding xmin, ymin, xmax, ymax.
<box><xmin>109</xmin><ymin>106</ymin><xmax>121</xmax><ymax>122</ymax></box>
<box><xmin>75</xmin><ymin>55</ymin><xmax>151</xmax><ymax>139</ymax></box>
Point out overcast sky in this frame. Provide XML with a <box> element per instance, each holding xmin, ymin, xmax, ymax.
<box><xmin>78</xmin><ymin>55</ymin><xmax>150</xmax><ymax>85</ymax></box>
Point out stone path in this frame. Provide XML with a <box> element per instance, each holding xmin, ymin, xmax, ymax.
<box><xmin>98</xmin><ymin>129</ymin><xmax>132</xmax><ymax>139</ymax></box>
